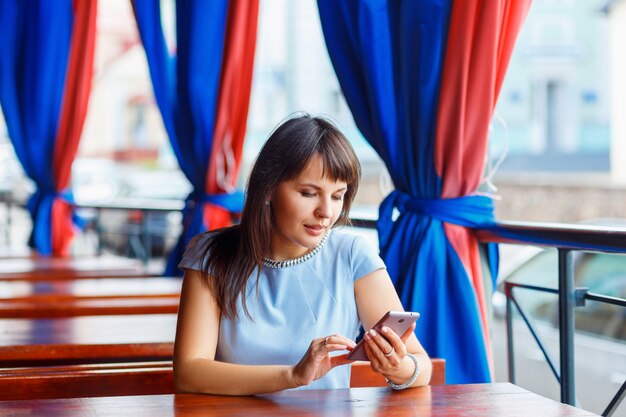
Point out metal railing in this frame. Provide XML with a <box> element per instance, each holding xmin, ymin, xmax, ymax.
<box><xmin>353</xmin><ymin>217</ymin><xmax>626</xmax><ymax>416</ymax></box>
<box><xmin>475</xmin><ymin>222</ymin><xmax>626</xmax><ymax>417</ymax></box>
<box><xmin>75</xmin><ymin>198</ymin><xmax>184</xmax><ymax>264</ymax></box>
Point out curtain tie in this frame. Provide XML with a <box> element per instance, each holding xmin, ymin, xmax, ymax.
<box><xmin>181</xmin><ymin>190</ymin><xmax>245</xmax><ymax>229</ymax></box>
<box><xmin>377</xmin><ymin>190</ymin><xmax>495</xmax><ymax>246</ymax></box>
<box><xmin>183</xmin><ymin>190</ymin><xmax>244</xmax><ymax>214</ymax></box>
<box><xmin>26</xmin><ymin>189</ymin><xmax>75</xmax><ymax>216</ymax></box>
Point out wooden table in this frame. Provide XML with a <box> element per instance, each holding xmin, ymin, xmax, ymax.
<box><xmin>0</xmin><ymin>314</ymin><xmax>176</xmax><ymax>366</ymax></box>
<box><xmin>0</xmin><ymin>277</ymin><xmax>182</xmax><ymax>318</ymax></box>
<box><xmin>0</xmin><ymin>257</ymin><xmax>157</xmax><ymax>281</ymax></box>
<box><xmin>0</xmin><ymin>383</ymin><xmax>599</xmax><ymax>416</ymax></box>
<box><xmin>0</xmin><ymin>277</ymin><xmax>182</xmax><ymax>298</ymax></box>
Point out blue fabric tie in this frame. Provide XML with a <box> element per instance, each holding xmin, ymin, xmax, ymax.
<box><xmin>378</xmin><ymin>190</ymin><xmax>495</xmax><ymax>235</ymax></box>
<box><xmin>26</xmin><ymin>189</ymin><xmax>76</xmax><ymax>255</ymax></box>
<box><xmin>180</xmin><ymin>189</ymin><xmax>245</xmax><ymax>243</ymax></box>
<box><xmin>202</xmin><ymin>191</ymin><xmax>245</xmax><ymax>213</ymax></box>
<box><xmin>163</xmin><ymin>190</ymin><xmax>244</xmax><ymax>276</ymax></box>
<box><xmin>378</xmin><ymin>189</ymin><xmax>499</xmax><ymax>286</ymax></box>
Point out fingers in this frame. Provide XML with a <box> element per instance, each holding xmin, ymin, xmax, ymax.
<box><xmin>292</xmin><ymin>335</ymin><xmax>356</xmax><ymax>387</ymax></box>
<box><xmin>363</xmin><ymin>327</ymin><xmax>414</xmax><ymax>372</ymax></box>
<box><xmin>318</xmin><ymin>334</ymin><xmax>356</xmax><ymax>355</ymax></box>
<box><xmin>364</xmin><ymin>328</ymin><xmax>400</xmax><ymax>358</ymax></box>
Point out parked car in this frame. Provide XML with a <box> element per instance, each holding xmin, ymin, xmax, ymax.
<box><xmin>493</xmin><ymin>243</ymin><xmax>626</xmax><ymax>417</ymax></box>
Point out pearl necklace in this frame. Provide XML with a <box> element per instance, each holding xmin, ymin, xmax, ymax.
<box><xmin>263</xmin><ymin>230</ymin><xmax>331</xmax><ymax>269</ymax></box>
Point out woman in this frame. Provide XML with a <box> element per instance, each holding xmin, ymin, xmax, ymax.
<box><xmin>174</xmin><ymin>114</ymin><xmax>432</xmax><ymax>395</ymax></box>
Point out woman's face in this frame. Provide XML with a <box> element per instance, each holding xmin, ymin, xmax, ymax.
<box><xmin>269</xmin><ymin>154</ymin><xmax>347</xmax><ymax>261</ymax></box>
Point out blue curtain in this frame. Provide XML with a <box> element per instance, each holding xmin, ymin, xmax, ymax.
<box><xmin>133</xmin><ymin>0</ymin><xmax>243</xmax><ymax>276</ymax></box>
<box><xmin>318</xmin><ymin>0</ymin><xmax>495</xmax><ymax>383</ymax></box>
<box><xmin>0</xmin><ymin>1</ymin><xmax>74</xmax><ymax>255</ymax></box>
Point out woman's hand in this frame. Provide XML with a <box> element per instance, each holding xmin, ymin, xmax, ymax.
<box><xmin>363</xmin><ymin>322</ymin><xmax>416</xmax><ymax>382</ymax></box>
<box><xmin>290</xmin><ymin>334</ymin><xmax>356</xmax><ymax>388</ymax></box>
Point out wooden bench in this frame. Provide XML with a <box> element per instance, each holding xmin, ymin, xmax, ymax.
<box><xmin>0</xmin><ymin>314</ymin><xmax>177</xmax><ymax>367</ymax></box>
<box><xmin>0</xmin><ymin>276</ymin><xmax>182</xmax><ymax>298</ymax></box>
<box><xmin>0</xmin><ymin>362</ymin><xmax>175</xmax><ymax>400</ymax></box>
<box><xmin>0</xmin><ymin>276</ymin><xmax>181</xmax><ymax>365</ymax></box>
<box><xmin>0</xmin><ymin>359</ymin><xmax>446</xmax><ymax>401</ymax></box>
<box><xmin>0</xmin><ymin>256</ymin><xmax>160</xmax><ymax>281</ymax></box>
<box><xmin>0</xmin><ymin>294</ymin><xmax>179</xmax><ymax>318</ymax></box>
<box><xmin>0</xmin><ymin>277</ymin><xmax>182</xmax><ymax>318</ymax></box>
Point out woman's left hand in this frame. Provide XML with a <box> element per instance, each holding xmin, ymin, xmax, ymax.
<box><xmin>290</xmin><ymin>334</ymin><xmax>356</xmax><ymax>388</ymax></box>
<box><xmin>363</xmin><ymin>322</ymin><xmax>416</xmax><ymax>380</ymax></box>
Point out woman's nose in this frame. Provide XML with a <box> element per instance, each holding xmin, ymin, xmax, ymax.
<box><xmin>315</xmin><ymin>197</ymin><xmax>332</xmax><ymax>218</ymax></box>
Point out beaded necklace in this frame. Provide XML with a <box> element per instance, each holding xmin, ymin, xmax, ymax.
<box><xmin>262</xmin><ymin>230</ymin><xmax>331</xmax><ymax>269</ymax></box>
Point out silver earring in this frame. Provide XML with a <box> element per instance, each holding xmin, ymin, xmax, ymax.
<box><xmin>265</xmin><ymin>200</ymin><xmax>270</xmax><ymax>206</ymax></box>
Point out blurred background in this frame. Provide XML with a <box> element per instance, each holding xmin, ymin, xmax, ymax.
<box><xmin>0</xmin><ymin>0</ymin><xmax>624</xmax><ymax>415</ymax></box>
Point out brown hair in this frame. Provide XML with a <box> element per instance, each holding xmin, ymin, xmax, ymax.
<box><xmin>191</xmin><ymin>114</ymin><xmax>361</xmax><ymax>318</ymax></box>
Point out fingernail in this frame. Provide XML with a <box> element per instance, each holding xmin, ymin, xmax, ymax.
<box><xmin>364</xmin><ymin>333</ymin><xmax>371</xmax><ymax>340</ymax></box>
<box><xmin>369</xmin><ymin>329</ymin><xmax>377</xmax><ymax>337</ymax></box>
<box><xmin>381</xmin><ymin>326</ymin><xmax>389</xmax><ymax>333</ymax></box>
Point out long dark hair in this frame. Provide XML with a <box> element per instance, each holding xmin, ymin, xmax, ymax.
<box><xmin>190</xmin><ymin>114</ymin><xmax>361</xmax><ymax>319</ymax></box>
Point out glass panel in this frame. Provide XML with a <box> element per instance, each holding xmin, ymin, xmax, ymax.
<box><xmin>575</xmin><ymin>253</ymin><xmax>626</xmax><ymax>341</ymax></box>
<box><xmin>505</xmin><ymin>249</ymin><xmax>625</xmax><ymax>342</ymax></box>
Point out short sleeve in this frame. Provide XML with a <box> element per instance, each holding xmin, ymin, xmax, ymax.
<box><xmin>350</xmin><ymin>234</ymin><xmax>386</xmax><ymax>281</ymax></box>
<box><xmin>178</xmin><ymin>233</ymin><xmax>212</xmax><ymax>272</ymax></box>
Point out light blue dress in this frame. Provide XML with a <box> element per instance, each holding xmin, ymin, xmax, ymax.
<box><xmin>179</xmin><ymin>229</ymin><xmax>385</xmax><ymax>390</ymax></box>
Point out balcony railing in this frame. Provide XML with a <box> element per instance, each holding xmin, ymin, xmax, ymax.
<box><xmin>343</xmin><ymin>215</ymin><xmax>626</xmax><ymax>414</ymax></box>
<box><xmin>474</xmin><ymin>222</ymin><xmax>626</xmax><ymax>417</ymax></box>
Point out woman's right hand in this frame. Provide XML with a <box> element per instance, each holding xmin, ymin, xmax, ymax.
<box><xmin>290</xmin><ymin>334</ymin><xmax>356</xmax><ymax>387</ymax></box>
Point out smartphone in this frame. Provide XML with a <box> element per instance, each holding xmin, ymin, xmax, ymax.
<box><xmin>346</xmin><ymin>311</ymin><xmax>420</xmax><ymax>361</ymax></box>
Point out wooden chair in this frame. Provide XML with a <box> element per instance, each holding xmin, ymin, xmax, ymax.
<box><xmin>350</xmin><ymin>358</ymin><xmax>446</xmax><ymax>387</ymax></box>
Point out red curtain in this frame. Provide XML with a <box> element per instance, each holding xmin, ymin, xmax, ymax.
<box><xmin>51</xmin><ymin>0</ymin><xmax>98</xmax><ymax>255</ymax></box>
<box><xmin>434</xmin><ymin>0</ymin><xmax>532</xmax><ymax>372</ymax></box>
<box><xmin>204</xmin><ymin>0</ymin><xmax>259</xmax><ymax>230</ymax></box>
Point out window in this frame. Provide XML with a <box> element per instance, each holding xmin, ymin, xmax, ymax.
<box><xmin>489</xmin><ymin>0</ymin><xmax>611</xmax><ymax>172</ymax></box>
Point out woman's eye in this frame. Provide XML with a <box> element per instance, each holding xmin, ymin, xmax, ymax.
<box><xmin>301</xmin><ymin>192</ymin><xmax>315</xmax><ymax>197</ymax></box>
<box><xmin>332</xmin><ymin>195</ymin><xmax>344</xmax><ymax>201</ymax></box>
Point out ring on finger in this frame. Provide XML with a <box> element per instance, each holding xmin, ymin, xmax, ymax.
<box><xmin>384</xmin><ymin>347</ymin><xmax>395</xmax><ymax>357</ymax></box>
<box><xmin>324</xmin><ymin>336</ymin><xmax>329</xmax><ymax>346</ymax></box>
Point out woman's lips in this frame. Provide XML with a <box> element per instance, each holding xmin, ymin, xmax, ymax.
<box><xmin>304</xmin><ymin>224</ymin><xmax>326</xmax><ymax>236</ymax></box>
